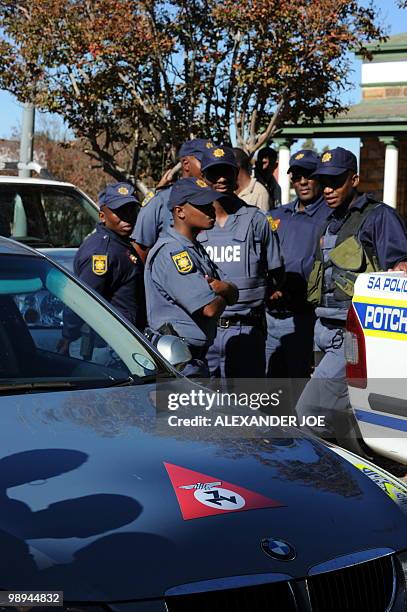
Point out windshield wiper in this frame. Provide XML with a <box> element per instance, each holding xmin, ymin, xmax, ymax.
<box><xmin>0</xmin><ymin>373</ymin><xmax>164</xmax><ymax>395</ymax></box>
<box><xmin>100</xmin><ymin>374</ymin><xmax>159</xmax><ymax>387</ymax></box>
<box><xmin>0</xmin><ymin>381</ymin><xmax>76</xmax><ymax>394</ymax></box>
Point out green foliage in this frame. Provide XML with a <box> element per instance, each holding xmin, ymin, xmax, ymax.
<box><xmin>0</xmin><ymin>0</ymin><xmax>387</xmax><ymax>182</ymax></box>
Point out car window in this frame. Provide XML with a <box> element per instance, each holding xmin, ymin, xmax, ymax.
<box><xmin>0</xmin><ymin>184</ymin><xmax>98</xmax><ymax>248</ymax></box>
<box><xmin>0</xmin><ymin>254</ymin><xmax>167</xmax><ymax>390</ymax></box>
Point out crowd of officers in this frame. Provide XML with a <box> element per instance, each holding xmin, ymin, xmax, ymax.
<box><xmin>61</xmin><ymin>138</ymin><xmax>407</xmax><ymax>438</ymax></box>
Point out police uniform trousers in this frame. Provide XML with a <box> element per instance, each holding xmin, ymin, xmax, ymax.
<box><xmin>265</xmin><ymin>310</ymin><xmax>315</xmax><ymax>379</ymax></box>
<box><xmin>295</xmin><ymin>317</ymin><xmax>350</xmax><ymax>438</ymax></box>
<box><xmin>207</xmin><ymin>320</ymin><xmax>266</xmax><ymax>379</ymax></box>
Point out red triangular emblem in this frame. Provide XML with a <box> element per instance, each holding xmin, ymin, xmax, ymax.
<box><xmin>164</xmin><ymin>462</ymin><xmax>284</xmax><ymax>520</ymax></box>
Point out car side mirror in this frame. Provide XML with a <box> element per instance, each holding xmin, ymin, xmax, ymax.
<box><xmin>155</xmin><ymin>335</ymin><xmax>192</xmax><ymax>367</ymax></box>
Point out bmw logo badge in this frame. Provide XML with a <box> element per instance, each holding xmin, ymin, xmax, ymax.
<box><xmin>261</xmin><ymin>537</ymin><xmax>296</xmax><ymax>561</ymax></box>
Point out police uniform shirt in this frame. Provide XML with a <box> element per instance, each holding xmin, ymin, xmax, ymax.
<box><xmin>268</xmin><ymin>195</ymin><xmax>330</xmax><ymax>306</ymax></box>
<box><xmin>131</xmin><ymin>187</ymin><xmax>173</xmax><ymax>247</ymax></box>
<box><xmin>352</xmin><ymin>194</ymin><xmax>407</xmax><ymax>269</ymax></box>
<box><xmin>145</xmin><ymin>227</ymin><xmax>226</xmax><ymax>347</ymax></box>
<box><xmin>317</xmin><ymin>193</ymin><xmax>407</xmax><ymax>320</ymax></box>
<box><xmin>64</xmin><ymin>224</ymin><xmax>144</xmax><ymax>340</ymax></box>
<box><xmin>199</xmin><ymin>197</ymin><xmax>281</xmax><ymax>316</ymax></box>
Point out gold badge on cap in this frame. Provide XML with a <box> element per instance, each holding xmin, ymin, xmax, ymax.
<box><xmin>295</xmin><ymin>153</ymin><xmax>305</xmax><ymax>160</ymax></box>
<box><xmin>321</xmin><ymin>152</ymin><xmax>332</xmax><ymax>163</ymax></box>
<box><xmin>92</xmin><ymin>255</ymin><xmax>108</xmax><ymax>275</ymax></box>
<box><xmin>206</xmin><ymin>141</ymin><xmax>214</xmax><ymax>149</ymax></box>
<box><xmin>172</xmin><ymin>250</ymin><xmax>194</xmax><ymax>274</ymax></box>
<box><xmin>213</xmin><ymin>148</ymin><xmax>225</xmax><ymax>158</ymax></box>
<box><xmin>118</xmin><ymin>186</ymin><xmax>129</xmax><ymax>195</ymax></box>
<box><xmin>196</xmin><ymin>179</ymin><xmax>209</xmax><ymax>188</ymax></box>
<box><xmin>267</xmin><ymin>216</ymin><xmax>280</xmax><ymax>232</ymax></box>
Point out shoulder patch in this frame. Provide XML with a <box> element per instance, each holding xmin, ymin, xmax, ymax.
<box><xmin>267</xmin><ymin>216</ymin><xmax>281</xmax><ymax>232</ymax></box>
<box><xmin>142</xmin><ymin>190</ymin><xmax>155</xmax><ymax>207</ymax></box>
<box><xmin>171</xmin><ymin>250</ymin><xmax>194</xmax><ymax>274</ymax></box>
<box><xmin>92</xmin><ymin>254</ymin><xmax>108</xmax><ymax>275</ymax></box>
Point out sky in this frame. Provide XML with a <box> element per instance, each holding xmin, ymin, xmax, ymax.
<box><xmin>1</xmin><ymin>0</ymin><xmax>406</xmax><ymax>158</ymax></box>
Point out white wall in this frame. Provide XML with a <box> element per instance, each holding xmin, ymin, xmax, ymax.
<box><xmin>361</xmin><ymin>61</ymin><xmax>407</xmax><ymax>85</ymax></box>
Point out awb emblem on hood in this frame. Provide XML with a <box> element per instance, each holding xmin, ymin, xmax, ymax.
<box><xmin>261</xmin><ymin>537</ymin><xmax>296</xmax><ymax>561</ymax></box>
<box><xmin>164</xmin><ymin>463</ymin><xmax>284</xmax><ymax>520</ymax></box>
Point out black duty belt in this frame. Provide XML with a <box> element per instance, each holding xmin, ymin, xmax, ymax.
<box><xmin>218</xmin><ymin>314</ymin><xmax>264</xmax><ymax>328</ymax></box>
<box><xmin>320</xmin><ymin>317</ymin><xmax>347</xmax><ymax>330</ymax></box>
<box><xmin>188</xmin><ymin>345</ymin><xmax>208</xmax><ymax>360</ymax></box>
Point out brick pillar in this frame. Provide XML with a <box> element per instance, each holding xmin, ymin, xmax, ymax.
<box><xmin>358</xmin><ymin>136</ymin><xmax>407</xmax><ymax>218</ymax></box>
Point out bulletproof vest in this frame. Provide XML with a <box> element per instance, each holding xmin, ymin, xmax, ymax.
<box><xmin>307</xmin><ymin>198</ymin><xmax>381</xmax><ymax>309</ymax></box>
<box><xmin>198</xmin><ymin>206</ymin><xmax>267</xmax><ymax>312</ymax></box>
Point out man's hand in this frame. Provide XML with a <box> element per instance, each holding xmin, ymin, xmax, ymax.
<box><xmin>56</xmin><ymin>338</ymin><xmax>71</xmax><ymax>356</ymax></box>
<box><xmin>155</xmin><ymin>162</ymin><xmax>181</xmax><ymax>190</ymax></box>
<box><xmin>205</xmin><ymin>276</ymin><xmax>238</xmax><ymax>306</ymax></box>
<box><xmin>269</xmin><ymin>290</ymin><xmax>283</xmax><ymax>301</ymax></box>
<box><xmin>155</xmin><ymin>168</ymin><xmax>174</xmax><ymax>190</ymax></box>
<box><xmin>390</xmin><ymin>261</ymin><xmax>407</xmax><ymax>274</ymax></box>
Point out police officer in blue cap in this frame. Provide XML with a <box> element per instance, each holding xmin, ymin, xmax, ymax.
<box><xmin>199</xmin><ymin>145</ymin><xmax>282</xmax><ymax>378</ymax></box>
<box><xmin>265</xmin><ymin>149</ymin><xmax>330</xmax><ymax>381</ymax></box>
<box><xmin>296</xmin><ymin>147</ymin><xmax>407</xmax><ymax>437</ymax></box>
<box><xmin>131</xmin><ymin>138</ymin><xmax>213</xmax><ymax>264</ymax></box>
<box><xmin>59</xmin><ymin>182</ymin><xmax>144</xmax><ymax>354</ymax></box>
<box><xmin>144</xmin><ymin>176</ymin><xmax>238</xmax><ymax>377</ymax></box>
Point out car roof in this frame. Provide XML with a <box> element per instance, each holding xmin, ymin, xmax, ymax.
<box><xmin>0</xmin><ymin>235</ymin><xmax>42</xmax><ymax>256</ymax></box>
<box><xmin>0</xmin><ymin>175</ymin><xmax>78</xmax><ymax>188</ymax></box>
<box><xmin>0</xmin><ymin>175</ymin><xmax>98</xmax><ymax>207</ymax></box>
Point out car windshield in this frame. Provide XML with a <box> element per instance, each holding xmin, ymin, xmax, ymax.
<box><xmin>0</xmin><ymin>184</ymin><xmax>99</xmax><ymax>248</ymax></box>
<box><xmin>0</xmin><ymin>253</ymin><xmax>171</xmax><ymax>391</ymax></box>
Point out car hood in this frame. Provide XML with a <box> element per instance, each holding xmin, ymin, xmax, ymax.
<box><xmin>0</xmin><ymin>384</ymin><xmax>406</xmax><ymax>602</ymax></box>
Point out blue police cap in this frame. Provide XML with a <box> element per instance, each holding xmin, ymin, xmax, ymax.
<box><xmin>98</xmin><ymin>182</ymin><xmax>139</xmax><ymax>210</ymax></box>
<box><xmin>178</xmin><ymin>139</ymin><xmax>214</xmax><ymax>162</ymax></box>
<box><xmin>168</xmin><ymin>177</ymin><xmax>224</xmax><ymax>210</ymax></box>
<box><xmin>201</xmin><ymin>145</ymin><xmax>238</xmax><ymax>172</ymax></box>
<box><xmin>312</xmin><ymin>147</ymin><xmax>358</xmax><ymax>177</ymax></box>
<box><xmin>287</xmin><ymin>149</ymin><xmax>319</xmax><ymax>174</ymax></box>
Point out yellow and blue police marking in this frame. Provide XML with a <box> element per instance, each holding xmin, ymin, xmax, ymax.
<box><xmin>352</xmin><ymin>290</ymin><xmax>407</xmax><ymax>432</ymax></box>
<box><xmin>353</xmin><ymin>294</ymin><xmax>407</xmax><ymax>342</ymax></box>
<box><xmin>354</xmin><ymin>407</ymin><xmax>407</xmax><ymax>432</ymax></box>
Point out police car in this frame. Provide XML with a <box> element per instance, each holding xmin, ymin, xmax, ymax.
<box><xmin>1</xmin><ymin>237</ymin><xmax>407</xmax><ymax>610</ymax></box>
<box><xmin>345</xmin><ymin>271</ymin><xmax>407</xmax><ymax>465</ymax></box>
<box><xmin>0</xmin><ymin>175</ymin><xmax>99</xmax><ymax>270</ymax></box>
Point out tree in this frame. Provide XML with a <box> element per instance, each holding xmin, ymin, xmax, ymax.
<box><xmin>300</xmin><ymin>139</ymin><xmax>318</xmax><ymax>153</ymax></box>
<box><xmin>36</xmin><ymin>136</ymin><xmax>112</xmax><ymax>201</ymax></box>
<box><xmin>0</xmin><ymin>0</ymin><xmax>387</xmax><ymax>184</ymax></box>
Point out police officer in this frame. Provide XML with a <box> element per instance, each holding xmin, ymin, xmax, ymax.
<box><xmin>265</xmin><ymin>149</ymin><xmax>330</xmax><ymax>381</ymax></box>
<box><xmin>199</xmin><ymin>145</ymin><xmax>282</xmax><ymax>378</ymax></box>
<box><xmin>131</xmin><ymin>138</ymin><xmax>213</xmax><ymax>264</ymax></box>
<box><xmin>296</xmin><ymin>147</ymin><xmax>407</xmax><ymax>437</ymax></box>
<box><xmin>144</xmin><ymin>177</ymin><xmax>238</xmax><ymax>377</ymax></box>
<box><xmin>59</xmin><ymin>182</ymin><xmax>144</xmax><ymax>354</ymax></box>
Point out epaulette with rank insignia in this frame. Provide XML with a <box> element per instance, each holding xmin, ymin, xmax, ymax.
<box><xmin>267</xmin><ymin>216</ymin><xmax>281</xmax><ymax>232</ymax></box>
<box><xmin>141</xmin><ymin>190</ymin><xmax>156</xmax><ymax>207</ymax></box>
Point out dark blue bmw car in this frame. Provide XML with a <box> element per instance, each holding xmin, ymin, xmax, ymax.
<box><xmin>0</xmin><ymin>237</ymin><xmax>406</xmax><ymax>611</ymax></box>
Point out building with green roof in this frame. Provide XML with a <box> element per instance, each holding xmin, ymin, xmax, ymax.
<box><xmin>277</xmin><ymin>33</ymin><xmax>407</xmax><ymax>216</ymax></box>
